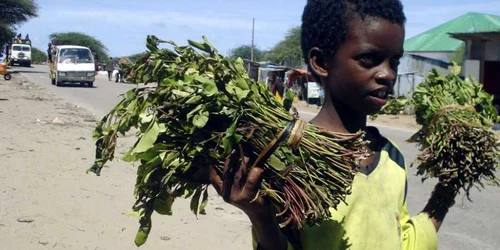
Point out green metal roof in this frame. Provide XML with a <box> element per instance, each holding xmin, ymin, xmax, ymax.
<box><xmin>404</xmin><ymin>12</ymin><xmax>500</xmax><ymax>52</ymax></box>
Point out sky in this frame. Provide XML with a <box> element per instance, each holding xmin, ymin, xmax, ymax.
<box><xmin>17</xmin><ymin>0</ymin><xmax>500</xmax><ymax>58</ymax></box>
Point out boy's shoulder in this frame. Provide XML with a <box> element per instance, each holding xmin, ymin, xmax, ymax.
<box><xmin>366</xmin><ymin>126</ymin><xmax>405</xmax><ymax>170</ymax></box>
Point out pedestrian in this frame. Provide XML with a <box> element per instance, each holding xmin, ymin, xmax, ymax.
<box><xmin>318</xmin><ymin>88</ymin><xmax>324</xmax><ymax>108</ymax></box>
<box><xmin>47</xmin><ymin>43</ymin><xmax>52</xmax><ymax>64</ymax></box>
<box><xmin>209</xmin><ymin>1</ymin><xmax>456</xmax><ymax>250</ymax></box>
<box><xmin>115</xmin><ymin>63</ymin><xmax>122</xmax><ymax>83</ymax></box>
<box><xmin>106</xmin><ymin>57</ymin><xmax>113</xmax><ymax>81</ymax></box>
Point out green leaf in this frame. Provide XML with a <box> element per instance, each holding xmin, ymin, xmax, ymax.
<box><xmin>134</xmin><ymin>228</ymin><xmax>149</xmax><ymax>247</ymax></box>
<box><xmin>190</xmin><ymin>187</ymin><xmax>203</xmax><ymax>217</ymax></box>
<box><xmin>202</xmin><ymin>36</ymin><xmax>218</xmax><ymax>54</ymax></box>
<box><xmin>235</xmin><ymin>88</ymin><xmax>250</xmax><ymax>101</ymax></box>
<box><xmin>195</xmin><ymin>75</ymin><xmax>218</xmax><ymax>96</ymax></box>
<box><xmin>154</xmin><ymin>193</ymin><xmax>175</xmax><ymax>215</ymax></box>
<box><xmin>187</xmin><ymin>104</ymin><xmax>203</xmax><ymax>120</ymax></box>
<box><xmin>124</xmin><ymin>89</ymin><xmax>138</xmax><ymax>100</ymax></box>
<box><xmin>126</xmin><ymin>209</ymin><xmax>143</xmax><ymax>218</ymax></box>
<box><xmin>172</xmin><ymin>89</ymin><xmax>191</xmax><ymax>97</ymax></box>
<box><xmin>188</xmin><ymin>39</ymin><xmax>212</xmax><ymax>53</ymax></box>
<box><xmin>122</xmin><ymin>149</ymin><xmax>137</xmax><ymax>162</ymax></box>
<box><xmin>199</xmin><ymin>188</ymin><xmax>209</xmax><ymax>215</ymax></box>
<box><xmin>134</xmin><ymin>212</ymin><xmax>152</xmax><ymax>247</ymax></box>
<box><xmin>234</xmin><ymin>58</ymin><xmax>247</xmax><ymax>74</ymax></box>
<box><xmin>163</xmin><ymin>151</ymin><xmax>180</xmax><ymax>168</ymax></box>
<box><xmin>132</xmin><ymin>121</ymin><xmax>161</xmax><ymax>154</ymax></box>
<box><xmin>185</xmin><ymin>95</ymin><xmax>202</xmax><ymax>105</ymax></box>
<box><xmin>193</xmin><ymin>111</ymin><xmax>209</xmax><ymax>128</ymax></box>
<box><xmin>234</xmin><ymin>78</ymin><xmax>249</xmax><ymax>90</ymax></box>
<box><xmin>222</xmin><ymin>118</ymin><xmax>243</xmax><ymax>155</ymax></box>
<box><xmin>268</xmin><ymin>154</ymin><xmax>286</xmax><ymax>171</ymax></box>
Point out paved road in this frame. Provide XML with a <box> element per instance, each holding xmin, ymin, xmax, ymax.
<box><xmin>16</xmin><ymin>65</ymin><xmax>500</xmax><ymax>249</ymax></box>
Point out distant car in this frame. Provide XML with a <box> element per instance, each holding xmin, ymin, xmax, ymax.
<box><xmin>49</xmin><ymin>45</ymin><xmax>96</xmax><ymax>87</ymax></box>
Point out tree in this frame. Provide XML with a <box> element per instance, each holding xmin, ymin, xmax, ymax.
<box><xmin>128</xmin><ymin>52</ymin><xmax>147</xmax><ymax>63</ymax></box>
<box><xmin>0</xmin><ymin>0</ymin><xmax>38</xmax><ymax>51</ymax></box>
<box><xmin>265</xmin><ymin>27</ymin><xmax>302</xmax><ymax>68</ymax></box>
<box><xmin>49</xmin><ymin>32</ymin><xmax>109</xmax><ymax>62</ymax></box>
<box><xmin>228</xmin><ymin>45</ymin><xmax>265</xmax><ymax>61</ymax></box>
<box><xmin>31</xmin><ymin>47</ymin><xmax>47</xmax><ymax>63</ymax></box>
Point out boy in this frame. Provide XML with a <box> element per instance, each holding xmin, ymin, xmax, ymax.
<box><xmin>209</xmin><ymin>0</ymin><xmax>457</xmax><ymax>249</ymax></box>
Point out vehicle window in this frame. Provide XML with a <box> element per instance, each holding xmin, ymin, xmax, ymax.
<box><xmin>22</xmin><ymin>47</ymin><xmax>31</xmax><ymax>52</ymax></box>
<box><xmin>58</xmin><ymin>48</ymin><xmax>93</xmax><ymax>64</ymax></box>
<box><xmin>13</xmin><ymin>46</ymin><xmax>22</xmax><ymax>51</ymax></box>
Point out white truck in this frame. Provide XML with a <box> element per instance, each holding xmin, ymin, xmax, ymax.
<box><xmin>49</xmin><ymin>45</ymin><xmax>96</xmax><ymax>87</ymax></box>
<box><xmin>6</xmin><ymin>39</ymin><xmax>32</xmax><ymax>67</ymax></box>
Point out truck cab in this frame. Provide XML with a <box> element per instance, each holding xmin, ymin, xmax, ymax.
<box><xmin>6</xmin><ymin>39</ymin><xmax>32</xmax><ymax>67</ymax></box>
<box><xmin>49</xmin><ymin>45</ymin><xmax>96</xmax><ymax>87</ymax></box>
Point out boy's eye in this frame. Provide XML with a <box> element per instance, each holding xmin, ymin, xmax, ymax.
<box><xmin>357</xmin><ymin>54</ymin><xmax>380</xmax><ymax>68</ymax></box>
<box><xmin>390</xmin><ymin>58</ymin><xmax>401</xmax><ymax>68</ymax></box>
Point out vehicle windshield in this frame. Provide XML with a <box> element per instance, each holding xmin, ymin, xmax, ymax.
<box><xmin>58</xmin><ymin>48</ymin><xmax>93</xmax><ymax>64</ymax></box>
<box><xmin>12</xmin><ymin>45</ymin><xmax>30</xmax><ymax>52</ymax></box>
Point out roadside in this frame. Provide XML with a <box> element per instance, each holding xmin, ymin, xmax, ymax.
<box><xmin>0</xmin><ymin>73</ymin><xmax>251</xmax><ymax>250</ymax></box>
<box><xmin>293</xmin><ymin>100</ymin><xmax>421</xmax><ymax>131</ymax></box>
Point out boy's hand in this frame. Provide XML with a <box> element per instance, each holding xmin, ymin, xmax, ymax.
<box><xmin>209</xmin><ymin>145</ymin><xmax>288</xmax><ymax>250</ymax></box>
<box><xmin>208</xmin><ymin>145</ymin><xmax>271</xmax><ymax>218</ymax></box>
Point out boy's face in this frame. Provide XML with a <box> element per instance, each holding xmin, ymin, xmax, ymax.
<box><xmin>323</xmin><ymin>17</ymin><xmax>405</xmax><ymax>116</ymax></box>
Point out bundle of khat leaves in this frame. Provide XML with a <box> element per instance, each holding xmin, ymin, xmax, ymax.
<box><xmin>408</xmin><ymin>64</ymin><xmax>500</xmax><ymax>199</ymax></box>
<box><xmin>369</xmin><ymin>95</ymin><xmax>409</xmax><ymax>120</ymax></box>
<box><xmin>89</xmin><ymin>35</ymin><xmax>369</xmax><ymax>246</ymax></box>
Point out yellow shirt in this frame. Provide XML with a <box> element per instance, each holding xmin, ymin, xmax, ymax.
<box><xmin>253</xmin><ymin>127</ymin><xmax>437</xmax><ymax>250</ymax></box>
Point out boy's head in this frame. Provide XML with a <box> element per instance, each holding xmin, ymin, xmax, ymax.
<box><xmin>301</xmin><ymin>0</ymin><xmax>406</xmax><ymax>116</ymax></box>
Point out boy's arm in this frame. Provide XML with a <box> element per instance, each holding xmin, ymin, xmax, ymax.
<box><xmin>422</xmin><ymin>183</ymin><xmax>457</xmax><ymax>231</ymax></box>
<box><xmin>399</xmin><ymin>201</ymin><xmax>438</xmax><ymax>250</ymax></box>
<box><xmin>249</xmin><ymin>212</ymin><xmax>290</xmax><ymax>250</ymax></box>
<box><xmin>399</xmin><ymin>183</ymin><xmax>456</xmax><ymax>250</ymax></box>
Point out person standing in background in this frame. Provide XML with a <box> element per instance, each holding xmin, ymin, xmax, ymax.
<box><xmin>106</xmin><ymin>57</ymin><xmax>113</xmax><ymax>81</ymax></box>
<box><xmin>318</xmin><ymin>87</ymin><xmax>324</xmax><ymax>108</ymax></box>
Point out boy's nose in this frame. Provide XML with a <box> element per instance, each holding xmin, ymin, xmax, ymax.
<box><xmin>375</xmin><ymin>65</ymin><xmax>396</xmax><ymax>87</ymax></box>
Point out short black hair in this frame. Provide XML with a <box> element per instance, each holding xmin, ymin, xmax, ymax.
<box><xmin>301</xmin><ymin>0</ymin><xmax>406</xmax><ymax>76</ymax></box>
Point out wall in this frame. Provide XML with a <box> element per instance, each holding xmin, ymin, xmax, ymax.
<box><xmin>467</xmin><ymin>40</ymin><xmax>500</xmax><ymax>61</ymax></box>
<box><xmin>406</xmin><ymin>52</ymin><xmax>453</xmax><ymax>62</ymax></box>
<box><xmin>485</xmin><ymin>41</ymin><xmax>500</xmax><ymax>61</ymax></box>
<box><xmin>395</xmin><ymin>53</ymin><xmax>451</xmax><ymax>97</ymax></box>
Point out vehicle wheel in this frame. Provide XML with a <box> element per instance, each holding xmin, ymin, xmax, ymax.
<box><xmin>55</xmin><ymin>76</ymin><xmax>61</xmax><ymax>87</ymax></box>
<box><xmin>51</xmin><ymin>77</ymin><xmax>55</xmax><ymax>85</ymax></box>
<box><xmin>88</xmin><ymin>82</ymin><xmax>94</xmax><ymax>88</ymax></box>
<box><xmin>27</xmin><ymin>62</ymin><xmax>31</xmax><ymax>68</ymax></box>
<box><xmin>4</xmin><ymin>74</ymin><xmax>11</xmax><ymax>80</ymax></box>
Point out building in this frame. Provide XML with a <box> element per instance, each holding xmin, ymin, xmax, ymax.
<box><xmin>404</xmin><ymin>12</ymin><xmax>500</xmax><ymax>62</ymax></box>
<box><xmin>450</xmin><ymin>32</ymin><xmax>500</xmax><ymax>96</ymax></box>
<box><xmin>395</xmin><ymin>12</ymin><xmax>500</xmax><ymax>97</ymax></box>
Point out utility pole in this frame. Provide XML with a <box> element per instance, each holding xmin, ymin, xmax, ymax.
<box><xmin>247</xmin><ymin>18</ymin><xmax>255</xmax><ymax>79</ymax></box>
<box><xmin>251</xmin><ymin>18</ymin><xmax>255</xmax><ymax>61</ymax></box>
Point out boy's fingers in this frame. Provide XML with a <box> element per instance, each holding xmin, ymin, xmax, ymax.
<box><xmin>209</xmin><ymin>166</ymin><xmax>223</xmax><ymax>196</ymax></box>
<box><xmin>222</xmin><ymin>149</ymin><xmax>240</xmax><ymax>202</ymax></box>
<box><xmin>243</xmin><ymin>167</ymin><xmax>264</xmax><ymax>194</ymax></box>
<box><xmin>234</xmin><ymin>145</ymin><xmax>249</xmax><ymax>187</ymax></box>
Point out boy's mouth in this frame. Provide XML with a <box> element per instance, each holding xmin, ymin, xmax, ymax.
<box><xmin>369</xmin><ymin>89</ymin><xmax>388</xmax><ymax>99</ymax></box>
<box><xmin>367</xmin><ymin>88</ymin><xmax>390</xmax><ymax>107</ymax></box>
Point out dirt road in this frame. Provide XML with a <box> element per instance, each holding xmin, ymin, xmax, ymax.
<box><xmin>0</xmin><ymin>73</ymin><xmax>252</xmax><ymax>250</ymax></box>
<box><xmin>1</xmin><ymin>68</ymin><xmax>500</xmax><ymax>250</ymax></box>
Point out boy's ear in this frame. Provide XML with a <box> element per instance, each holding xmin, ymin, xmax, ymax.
<box><xmin>308</xmin><ymin>47</ymin><xmax>328</xmax><ymax>78</ymax></box>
